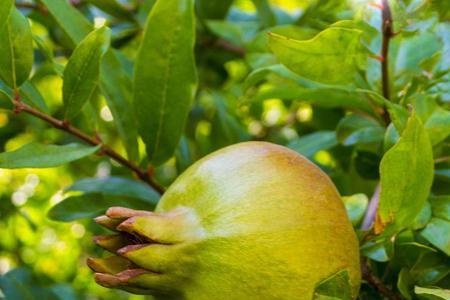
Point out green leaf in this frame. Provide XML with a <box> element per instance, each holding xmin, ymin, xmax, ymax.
<box><xmin>361</xmin><ymin>239</ymin><xmax>389</xmax><ymax>262</ymax></box>
<box><xmin>0</xmin><ymin>0</ymin><xmax>13</xmax><ymax>31</ymax></box>
<box><xmin>336</xmin><ymin>114</ymin><xmax>384</xmax><ymax>146</ymax></box>
<box><xmin>424</xmin><ymin>107</ymin><xmax>450</xmax><ymax>146</ymax></box>
<box><xmin>66</xmin><ymin>176</ymin><xmax>159</xmax><ymax>204</ymax></box>
<box><xmin>0</xmin><ymin>88</ymin><xmax>13</xmax><ymax>109</ymax></box>
<box><xmin>41</xmin><ymin>0</ymin><xmax>139</xmax><ymax>160</ymax></box>
<box><xmin>100</xmin><ymin>51</ymin><xmax>139</xmax><ymax>161</ymax></box>
<box><xmin>420</xmin><ymin>218</ymin><xmax>450</xmax><ymax>256</ymax></box>
<box><xmin>269</xmin><ymin>25</ymin><xmax>367</xmax><ymax>84</ymax></box>
<box><xmin>415</xmin><ymin>286</ymin><xmax>450</xmax><ymax>300</ymax></box>
<box><xmin>20</xmin><ymin>81</ymin><xmax>49</xmax><ymax>113</ymax></box>
<box><xmin>342</xmin><ymin>194</ymin><xmax>368</xmax><ymax>226</ymax></box>
<box><xmin>86</xmin><ymin>0</ymin><xmax>135</xmax><ymax>22</ymax></box>
<box><xmin>40</xmin><ymin>0</ymin><xmax>93</xmax><ymax>46</ymax></box>
<box><xmin>313</xmin><ymin>269</ymin><xmax>351</xmax><ymax>300</ymax></box>
<box><xmin>429</xmin><ymin>196</ymin><xmax>450</xmax><ymax>221</ymax></box>
<box><xmin>133</xmin><ymin>0</ymin><xmax>197</xmax><ymax>166</ymax></box>
<box><xmin>48</xmin><ymin>193</ymin><xmax>154</xmax><ymax>222</ymax></box>
<box><xmin>288</xmin><ymin>131</ymin><xmax>337</xmax><ymax>158</ymax></box>
<box><xmin>397</xmin><ymin>268</ymin><xmax>414</xmax><ymax>300</ymax></box>
<box><xmin>196</xmin><ymin>0</ymin><xmax>233</xmax><ymax>20</ymax></box>
<box><xmin>206</xmin><ymin>20</ymin><xmax>259</xmax><ymax>48</ymax></box>
<box><xmin>0</xmin><ymin>9</ymin><xmax>33</xmax><ymax>88</ymax></box>
<box><xmin>378</xmin><ymin>113</ymin><xmax>434</xmax><ymax>232</ymax></box>
<box><xmin>0</xmin><ymin>143</ymin><xmax>100</xmax><ymax>169</ymax></box>
<box><xmin>63</xmin><ymin>27</ymin><xmax>110</xmax><ymax>120</ymax></box>
<box><xmin>252</xmin><ymin>0</ymin><xmax>276</xmax><ymax>28</ymax></box>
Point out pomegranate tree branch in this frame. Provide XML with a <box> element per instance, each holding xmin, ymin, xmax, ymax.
<box><xmin>11</xmin><ymin>96</ymin><xmax>165</xmax><ymax>195</ymax></box>
<box><xmin>361</xmin><ymin>259</ymin><xmax>402</xmax><ymax>300</ymax></box>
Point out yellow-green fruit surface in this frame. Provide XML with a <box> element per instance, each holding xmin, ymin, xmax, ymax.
<box><xmin>155</xmin><ymin>142</ymin><xmax>360</xmax><ymax>299</ymax></box>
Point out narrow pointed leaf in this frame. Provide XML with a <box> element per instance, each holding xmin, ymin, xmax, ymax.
<box><xmin>40</xmin><ymin>0</ymin><xmax>92</xmax><ymax>46</ymax></box>
<box><xmin>377</xmin><ymin>113</ymin><xmax>434</xmax><ymax>232</ymax></box>
<box><xmin>0</xmin><ymin>143</ymin><xmax>100</xmax><ymax>169</ymax></box>
<box><xmin>0</xmin><ymin>9</ymin><xmax>33</xmax><ymax>88</ymax></box>
<box><xmin>63</xmin><ymin>27</ymin><xmax>111</xmax><ymax>120</ymax></box>
<box><xmin>133</xmin><ymin>0</ymin><xmax>197</xmax><ymax>165</ymax></box>
<box><xmin>269</xmin><ymin>26</ymin><xmax>366</xmax><ymax>84</ymax></box>
<box><xmin>40</xmin><ymin>0</ymin><xmax>139</xmax><ymax>160</ymax></box>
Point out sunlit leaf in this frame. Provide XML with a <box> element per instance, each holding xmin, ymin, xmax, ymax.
<box><xmin>377</xmin><ymin>113</ymin><xmax>434</xmax><ymax>233</ymax></box>
<box><xmin>269</xmin><ymin>25</ymin><xmax>367</xmax><ymax>84</ymax></box>
<box><xmin>63</xmin><ymin>27</ymin><xmax>111</xmax><ymax>120</ymax></box>
<box><xmin>336</xmin><ymin>114</ymin><xmax>384</xmax><ymax>146</ymax></box>
<box><xmin>133</xmin><ymin>0</ymin><xmax>197</xmax><ymax>165</ymax></box>
<box><xmin>0</xmin><ymin>9</ymin><xmax>33</xmax><ymax>88</ymax></box>
<box><xmin>0</xmin><ymin>0</ymin><xmax>13</xmax><ymax>31</ymax></box>
<box><xmin>415</xmin><ymin>286</ymin><xmax>450</xmax><ymax>299</ymax></box>
<box><xmin>0</xmin><ymin>143</ymin><xmax>100</xmax><ymax>168</ymax></box>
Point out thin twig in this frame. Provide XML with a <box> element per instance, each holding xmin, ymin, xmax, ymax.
<box><xmin>434</xmin><ymin>156</ymin><xmax>450</xmax><ymax>164</ymax></box>
<box><xmin>361</xmin><ymin>258</ymin><xmax>403</xmax><ymax>300</ymax></box>
<box><xmin>12</xmin><ymin>96</ymin><xmax>165</xmax><ymax>194</ymax></box>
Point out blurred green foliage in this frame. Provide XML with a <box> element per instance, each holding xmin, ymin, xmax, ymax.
<box><xmin>0</xmin><ymin>0</ymin><xmax>449</xmax><ymax>299</ymax></box>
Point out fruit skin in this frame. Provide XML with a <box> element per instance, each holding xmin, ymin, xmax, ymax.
<box><xmin>90</xmin><ymin>142</ymin><xmax>360</xmax><ymax>299</ymax></box>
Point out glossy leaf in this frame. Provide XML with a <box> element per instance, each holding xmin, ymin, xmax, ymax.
<box><xmin>0</xmin><ymin>0</ymin><xmax>13</xmax><ymax>31</ymax></box>
<box><xmin>424</xmin><ymin>107</ymin><xmax>450</xmax><ymax>146</ymax></box>
<box><xmin>41</xmin><ymin>0</ymin><xmax>139</xmax><ymax>160</ymax></box>
<box><xmin>288</xmin><ymin>131</ymin><xmax>337</xmax><ymax>158</ymax></box>
<box><xmin>420</xmin><ymin>218</ymin><xmax>450</xmax><ymax>256</ymax></box>
<box><xmin>48</xmin><ymin>194</ymin><xmax>155</xmax><ymax>222</ymax></box>
<box><xmin>86</xmin><ymin>0</ymin><xmax>135</xmax><ymax>22</ymax></box>
<box><xmin>40</xmin><ymin>0</ymin><xmax>92</xmax><ymax>46</ymax></box>
<box><xmin>252</xmin><ymin>0</ymin><xmax>276</xmax><ymax>28</ymax></box>
<box><xmin>313</xmin><ymin>269</ymin><xmax>351</xmax><ymax>300</ymax></box>
<box><xmin>0</xmin><ymin>143</ymin><xmax>100</xmax><ymax>169</ymax></box>
<box><xmin>20</xmin><ymin>81</ymin><xmax>49</xmax><ymax>113</ymax></box>
<box><xmin>133</xmin><ymin>0</ymin><xmax>197</xmax><ymax>165</ymax></box>
<box><xmin>336</xmin><ymin>114</ymin><xmax>384</xmax><ymax>146</ymax></box>
<box><xmin>66</xmin><ymin>176</ymin><xmax>159</xmax><ymax>204</ymax></box>
<box><xmin>269</xmin><ymin>26</ymin><xmax>367</xmax><ymax>84</ymax></box>
<box><xmin>361</xmin><ymin>239</ymin><xmax>389</xmax><ymax>262</ymax></box>
<box><xmin>0</xmin><ymin>268</ymin><xmax>58</xmax><ymax>300</ymax></box>
<box><xmin>0</xmin><ymin>9</ymin><xmax>33</xmax><ymax>88</ymax></box>
<box><xmin>342</xmin><ymin>194</ymin><xmax>368</xmax><ymax>226</ymax></box>
<box><xmin>378</xmin><ymin>113</ymin><xmax>434</xmax><ymax>233</ymax></box>
<box><xmin>63</xmin><ymin>27</ymin><xmax>110</xmax><ymax>120</ymax></box>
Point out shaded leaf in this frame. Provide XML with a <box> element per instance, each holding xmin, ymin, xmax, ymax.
<box><xmin>252</xmin><ymin>0</ymin><xmax>276</xmax><ymax>28</ymax></box>
<box><xmin>269</xmin><ymin>25</ymin><xmax>367</xmax><ymax>84</ymax></box>
<box><xmin>378</xmin><ymin>113</ymin><xmax>434</xmax><ymax>233</ymax></box>
<box><xmin>86</xmin><ymin>0</ymin><xmax>135</xmax><ymax>22</ymax></box>
<box><xmin>342</xmin><ymin>193</ymin><xmax>368</xmax><ymax>226</ymax></box>
<box><xmin>63</xmin><ymin>27</ymin><xmax>110</xmax><ymax>120</ymax></box>
<box><xmin>361</xmin><ymin>239</ymin><xmax>389</xmax><ymax>262</ymax></box>
<box><xmin>66</xmin><ymin>176</ymin><xmax>159</xmax><ymax>204</ymax></box>
<box><xmin>0</xmin><ymin>89</ymin><xmax>13</xmax><ymax>109</ymax></box>
<box><xmin>429</xmin><ymin>196</ymin><xmax>450</xmax><ymax>221</ymax></box>
<box><xmin>0</xmin><ymin>143</ymin><xmax>100</xmax><ymax>169</ymax></box>
<box><xmin>20</xmin><ymin>81</ymin><xmax>49</xmax><ymax>113</ymax></box>
<box><xmin>40</xmin><ymin>0</ymin><xmax>92</xmax><ymax>46</ymax></box>
<box><xmin>287</xmin><ymin>131</ymin><xmax>337</xmax><ymax>158</ymax></box>
<box><xmin>206</xmin><ymin>20</ymin><xmax>259</xmax><ymax>48</ymax></box>
<box><xmin>336</xmin><ymin>114</ymin><xmax>384</xmax><ymax>146</ymax></box>
<box><xmin>420</xmin><ymin>218</ymin><xmax>450</xmax><ymax>256</ymax></box>
<box><xmin>0</xmin><ymin>8</ymin><xmax>33</xmax><ymax>88</ymax></box>
<box><xmin>196</xmin><ymin>0</ymin><xmax>233</xmax><ymax>20</ymax></box>
<box><xmin>48</xmin><ymin>194</ymin><xmax>154</xmax><ymax>222</ymax></box>
<box><xmin>133</xmin><ymin>0</ymin><xmax>197</xmax><ymax>165</ymax></box>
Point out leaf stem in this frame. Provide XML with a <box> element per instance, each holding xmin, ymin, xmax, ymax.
<box><xmin>11</xmin><ymin>96</ymin><xmax>165</xmax><ymax>194</ymax></box>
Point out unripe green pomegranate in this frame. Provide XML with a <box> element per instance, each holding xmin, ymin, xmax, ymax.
<box><xmin>88</xmin><ymin>142</ymin><xmax>360</xmax><ymax>299</ymax></box>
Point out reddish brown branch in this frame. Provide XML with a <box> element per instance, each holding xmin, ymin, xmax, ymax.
<box><xmin>361</xmin><ymin>259</ymin><xmax>402</xmax><ymax>300</ymax></box>
<box><xmin>12</xmin><ymin>97</ymin><xmax>165</xmax><ymax>194</ymax></box>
